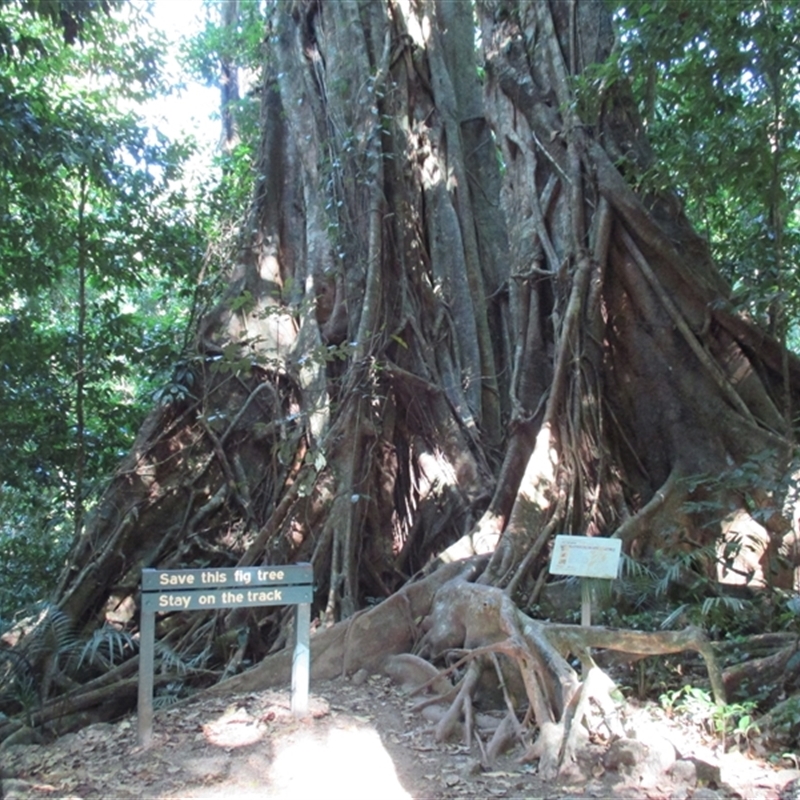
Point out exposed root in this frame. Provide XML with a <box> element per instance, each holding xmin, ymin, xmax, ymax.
<box><xmin>486</xmin><ymin>711</ymin><xmax>520</xmax><ymax>761</ymax></box>
<box><xmin>434</xmin><ymin>659</ymin><xmax>482</xmax><ymax>742</ymax></box>
<box><xmin>403</xmin><ymin>578</ymin><xmax>725</xmax><ymax>776</ymax></box>
<box><xmin>384</xmin><ymin>653</ymin><xmax>452</xmax><ymax>696</ymax></box>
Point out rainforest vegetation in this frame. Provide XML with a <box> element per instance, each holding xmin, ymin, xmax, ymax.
<box><xmin>3</xmin><ymin>0</ymin><xmax>800</xmax><ymax>775</ymax></box>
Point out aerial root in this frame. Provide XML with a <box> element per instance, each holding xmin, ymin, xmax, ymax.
<box><xmin>486</xmin><ymin>710</ymin><xmax>521</xmax><ymax>762</ymax></box>
<box><xmin>389</xmin><ymin>579</ymin><xmax>725</xmax><ymax>776</ymax></box>
<box><xmin>547</xmin><ymin>665</ymin><xmax>626</xmax><ymax>775</ymax></box>
<box><xmin>434</xmin><ymin>658</ymin><xmax>481</xmax><ymax>742</ymax></box>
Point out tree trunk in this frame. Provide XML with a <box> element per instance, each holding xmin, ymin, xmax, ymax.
<box><xmin>5</xmin><ymin>0</ymin><xmax>800</xmax><ymax>775</ymax></box>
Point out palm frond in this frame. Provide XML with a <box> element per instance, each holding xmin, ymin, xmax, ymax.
<box><xmin>74</xmin><ymin>625</ymin><xmax>137</xmax><ymax>671</ymax></box>
<box><xmin>701</xmin><ymin>595</ymin><xmax>748</xmax><ymax>618</ymax></box>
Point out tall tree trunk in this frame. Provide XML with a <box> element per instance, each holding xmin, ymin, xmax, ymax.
<box><xmin>72</xmin><ymin>166</ymin><xmax>89</xmax><ymax>540</ymax></box>
<box><xmin>219</xmin><ymin>0</ymin><xmax>241</xmax><ymax>154</ymax></box>
<box><xmin>7</xmin><ymin>0</ymin><xmax>800</xmax><ymax>772</ymax></box>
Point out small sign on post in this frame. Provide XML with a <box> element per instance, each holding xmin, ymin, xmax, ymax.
<box><xmin>138</xmin><ymin>564</ymin><xmax>313</xmax><ymax>747</ymax></box>
<box><xmin>549</xmin><ymin>536</ymin><xmax>621</xmax><ymax>626</ymax></box>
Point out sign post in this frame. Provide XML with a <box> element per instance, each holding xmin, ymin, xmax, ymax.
<box><xmin>549</xmin><ymin>536</ymin><xmax>621</xmax><ymax>626</ymax></box>
<box><xmin>138</xmin><ymin>563</ymin><xmax>313</xmax><ymax>747</ymax></box>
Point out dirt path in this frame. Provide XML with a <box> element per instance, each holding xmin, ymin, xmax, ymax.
<box><xmin>2</xmin><ymin>676</ymin><xmax>798</xmax><ymax>799</ymax></box>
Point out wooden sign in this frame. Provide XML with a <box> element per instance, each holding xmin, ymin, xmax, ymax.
<box><xmin>137</xmin><ymin>563</ymin><xmax>313</xmax><ymax>747</ymax></box>
<box><xmin>549</xmin><ymin>536</ymin><xmax>621</xmax><ymax>627</ymax></box>
<box><xmin>549</xmin><ymin>535</ymin><xmax>621</xmax><ymax>580</ymax></box>
<box><xmin>141</xmin><ymin>566</ymin><xmax>313</xmax><ymax>611</ymax></box>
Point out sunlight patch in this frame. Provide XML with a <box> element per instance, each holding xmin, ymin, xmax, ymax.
<box><xmin>202</xmin><ymin>707</ymin><xmax>266</xmax><ymax>749</ymax></box>
<box><xmin>267</xmin><ymin>723</ymin><xmax>412</xmax><ymax>800</ymax></box>
<box><xmin>519</xmin><ymin>423</ymin><xmax>558</xmax><ymax>510</ymax></box>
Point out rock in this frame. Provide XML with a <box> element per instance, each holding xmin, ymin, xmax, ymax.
<box><xmin>538</xmin><ymin>579</ymin><xmax>582</xmax><ymax>621</ymax></box>
<box><xmin>781</xmin><ymin>777</ymin><xmax>800</xmax><ymax>800</ymax></box>
<box><xmin>526</xmin><ymin>721</ymin><xmax>566</xmax><ymax>780</ymax></box>
<box><xmin>442</xmin><ymin>772</ymin><xmax>461</xmax><ymax>787</ymax></box>
<box><xmin>465</xmin><ymin>758</ymin><xmax>483</xmax><ymax>776</ymax></box>
<box><xmin>475</xmin><ymin>711</ymin><xmax>503</xmax><ymax>732</ymax></box>
<box><xmin>558</xmin><ymin>760</ymin><xmax>592</xmax><ymax>784</ymax></box>
<box><xmin>0</xmin><ymin>726</ymin><xmax>43</xmax><ymax>748</ymax></box>
<box><xmin>350</xmin><ymin>668</ymin><xmax>369</xmax><ymax>686</ymax></box>
<box><xmin>383</xmin><ymin>654</ymin><xmax>451</xmax><ymax>695</ymax></box>
<box><xmin>421</xmin><ymin>704</ymin><xmax>446</xmax><ymax>724</ymax></box>
<box><xmin>2</xmin><ymin>778</ymin><xmax>43</xmax><ymax>799</ymax></box>
<box><xmin>604</xmin><ymin>737</ymin><xmax>648</xmax><ymax>772</ymax></box>
<box><xmin>688</xmin><ymin>755</ymin><xmax>721</xmax><ymax>787</ymax></box>
<box><xmin>637</xmin><ymin>729</ymin><xmax>677</xmax><ymax>775</ymax></box>
<box><xmin>690</xmin><ymin>788</ymin><xmax>722</xmax><ymax>800</ymax></box>
<box><xmin>670</xmin><ymin>758</ymin><xmax>698</xmax><ymax>788</ymax></box>
<box><xmin>604</xmin><ymin>733</ymin><xmax>678</xmax><ymax>787</ymax></box>
<box><xmin>76</xmin><ymin>722</ymin><xmax>115</xmax><ymax>743</ymax></box>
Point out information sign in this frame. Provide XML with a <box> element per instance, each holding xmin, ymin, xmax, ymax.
<box><xmin>137</xmin><ymin>563</ymin><xmax>313</xmax><ymax>747</ymax></box>
<box><xmin>141</xmin><ymin>565</ymin><xmax>311</xmax><ymax>590</ymax></box>
<box><xmin>549</xmin><ymin>535</ymin><xmax>622</xmax><ymax>580</ymax></box>
<box><xmin>549</xmin><ymin>536</ymin><xmax>621</xmax><ymax>627</ymax></box>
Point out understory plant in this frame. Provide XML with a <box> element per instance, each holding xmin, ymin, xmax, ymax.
<box><xmin>661</xmin><ymin>684</ymin><xmax>760</xmax><ymax>751</ymax></box>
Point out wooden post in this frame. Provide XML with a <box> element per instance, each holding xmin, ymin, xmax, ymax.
<box><xmin>291</xmin><ymin>601</ymin><xmax>311</xmax><ymax>716</ymax></box>
<box><xmin>549</xmin><ymin>535</ymin><xmax>621</xmax><ymax>627</ymax></box>
<box><xmin>581</xmin><ymin>579</ymin><xmax>592</xmax><ymax>627</ymax></box>
<box><xmin>137</xmin><ymin>605</ymin><xmax>155</xmax><ymax>747</ymax></box>
<box><xmin>137</xmin><ymin>564</ymin><xmax>313</xmax><ymax>746</ymax></box>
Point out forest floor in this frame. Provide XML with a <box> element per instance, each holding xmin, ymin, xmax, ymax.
<box><xmin>2</xmin><ymin>673</ymin><xmax>799</xmax><ymax>800</ymax></box>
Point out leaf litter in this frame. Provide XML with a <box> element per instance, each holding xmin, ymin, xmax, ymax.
<box><xmin>1</xmin><ymin>676</ymin><xmax>799</xmax><ymax>799</ymax></box>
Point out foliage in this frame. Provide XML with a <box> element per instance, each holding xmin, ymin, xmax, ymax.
<box><xmin>0</xmin><ymin>1</ymin><xmax>207</xmax><ymax>611</ymax></box>
<box><xmin>0</xmin><ymin>603</ymin><xmax>75</xmax><ymax>725</ymax></box>
<box><xmin>179</xmin><ymin>0</ymin><xmax>267</xmax><ymax>223</ymax></box>
<box><xmin>182</xmin><ymin>0</ymin><xmax>266</xmax><ymax>89</ymax></box>
<box><xmin>0</xmin><ymin>606</ymin><xmax>208</xmax><ymax>731</ymax></box>
<box><xmin>764</xmin><ymin>695</ymin><xmax>800</xmax><ymax>749</ymax></box>
<box><xmin>614</xmin><ymin>0</ymin><xmax>800</xmax><ymax>346</ymax></box>
<box><xmin>598</xmin><ymin>444</ymin><xmax>800</xmax><ymax>644</ymax></box>
<box><xmin>0</xmin><ymin>0</ymin><xmax>116</xmax><ymax>52</ymax></box>
<box><xmin>661</xmin><ymin>684</ymin><xmax>760</xmax><ymax>749</ymax></box>
<box><xmin>1</xmin><ymin>1</ymin><xmax>800</xmax><ymax>769</ymax></box>
<box><xmin>0</xmin><ymin>495</ymin><xmax>70</xmax><ymax>614</ymax></box>
<box><xmin>75</xmin><ymin>625</ymin><xmax>137</xmax><ymax>671</ymax></box>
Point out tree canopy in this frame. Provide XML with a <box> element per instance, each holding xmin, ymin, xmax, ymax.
<box><xmin>0</xmin><ymin>0</ymin><xmax>211</xmax><ymax>611</ymax></box>
<box><xmin>616</xmin><ymin>0</ymin><xmax>800</xmax><ymax>343</ymax></box>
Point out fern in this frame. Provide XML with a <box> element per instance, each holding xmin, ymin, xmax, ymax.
<box><xmin>619</xmin><ymin>553</ymin><xmax>654</xmax><ymax>581</ymax></box>
<box><xmin>660</xmin><ymin>603</ymin><xmax>690</xmax><ymax>630</ymax></box>
<box><xmin>154</xmin><ymin>641</ymin><xmax>192</xmax><ymax>676</ymax></box>
<box><xmin>74</xmin><ymin>625</ymin><xmax>137</xmax><ymax>671</ymax></box>
<box><xmin>4</xmin><ymin>671</ymin><xmax>40</xmax><ymax>726</ymax></box>
<box><xmin>700</xmin><ymin>595</ymin><xmax>748</xmax><ymax>618</ymax></box>
<box><xmin>0</xmin><ymin>646</ymin><xmax>35</xmax><ymax>704</ymax></box>
<box><xmin>653</xmin><ymin>545</ymin><xmax>716</xmax><ymax>598</ymax></box>
<box><xmin>153</xmin><ymin>680</ymin><xmax>185</xmax><ymax>709</ymax></box>
<box><xmin>23</xmin><ymin>603</ymin><xmax>78</xmax><ymax>662</ymax></box>
<box><xmin>183</xmin><ymin>647</ymin><xmax>212</xmax><ymax>672</ymax></box>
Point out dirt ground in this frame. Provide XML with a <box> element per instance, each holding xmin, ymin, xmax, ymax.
<box><xmin>2</xmin><ymin>673</ymin><xmax>799</xmax><ymax>800</ymax></box>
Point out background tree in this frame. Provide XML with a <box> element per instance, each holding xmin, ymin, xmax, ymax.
<box><xmin>4</xmin><ymin>0</ymin><xmax>800</xmax><ymax>774</ymax></box>
<box><xmin>0</xmin><ymin>1</ymin><xmax>206</xmax><ymax>613</ymax></box>
<box><xmin>617</xmin><ymin>0</ymin><xmax>800</xmax><ymax>363</ymax></box>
